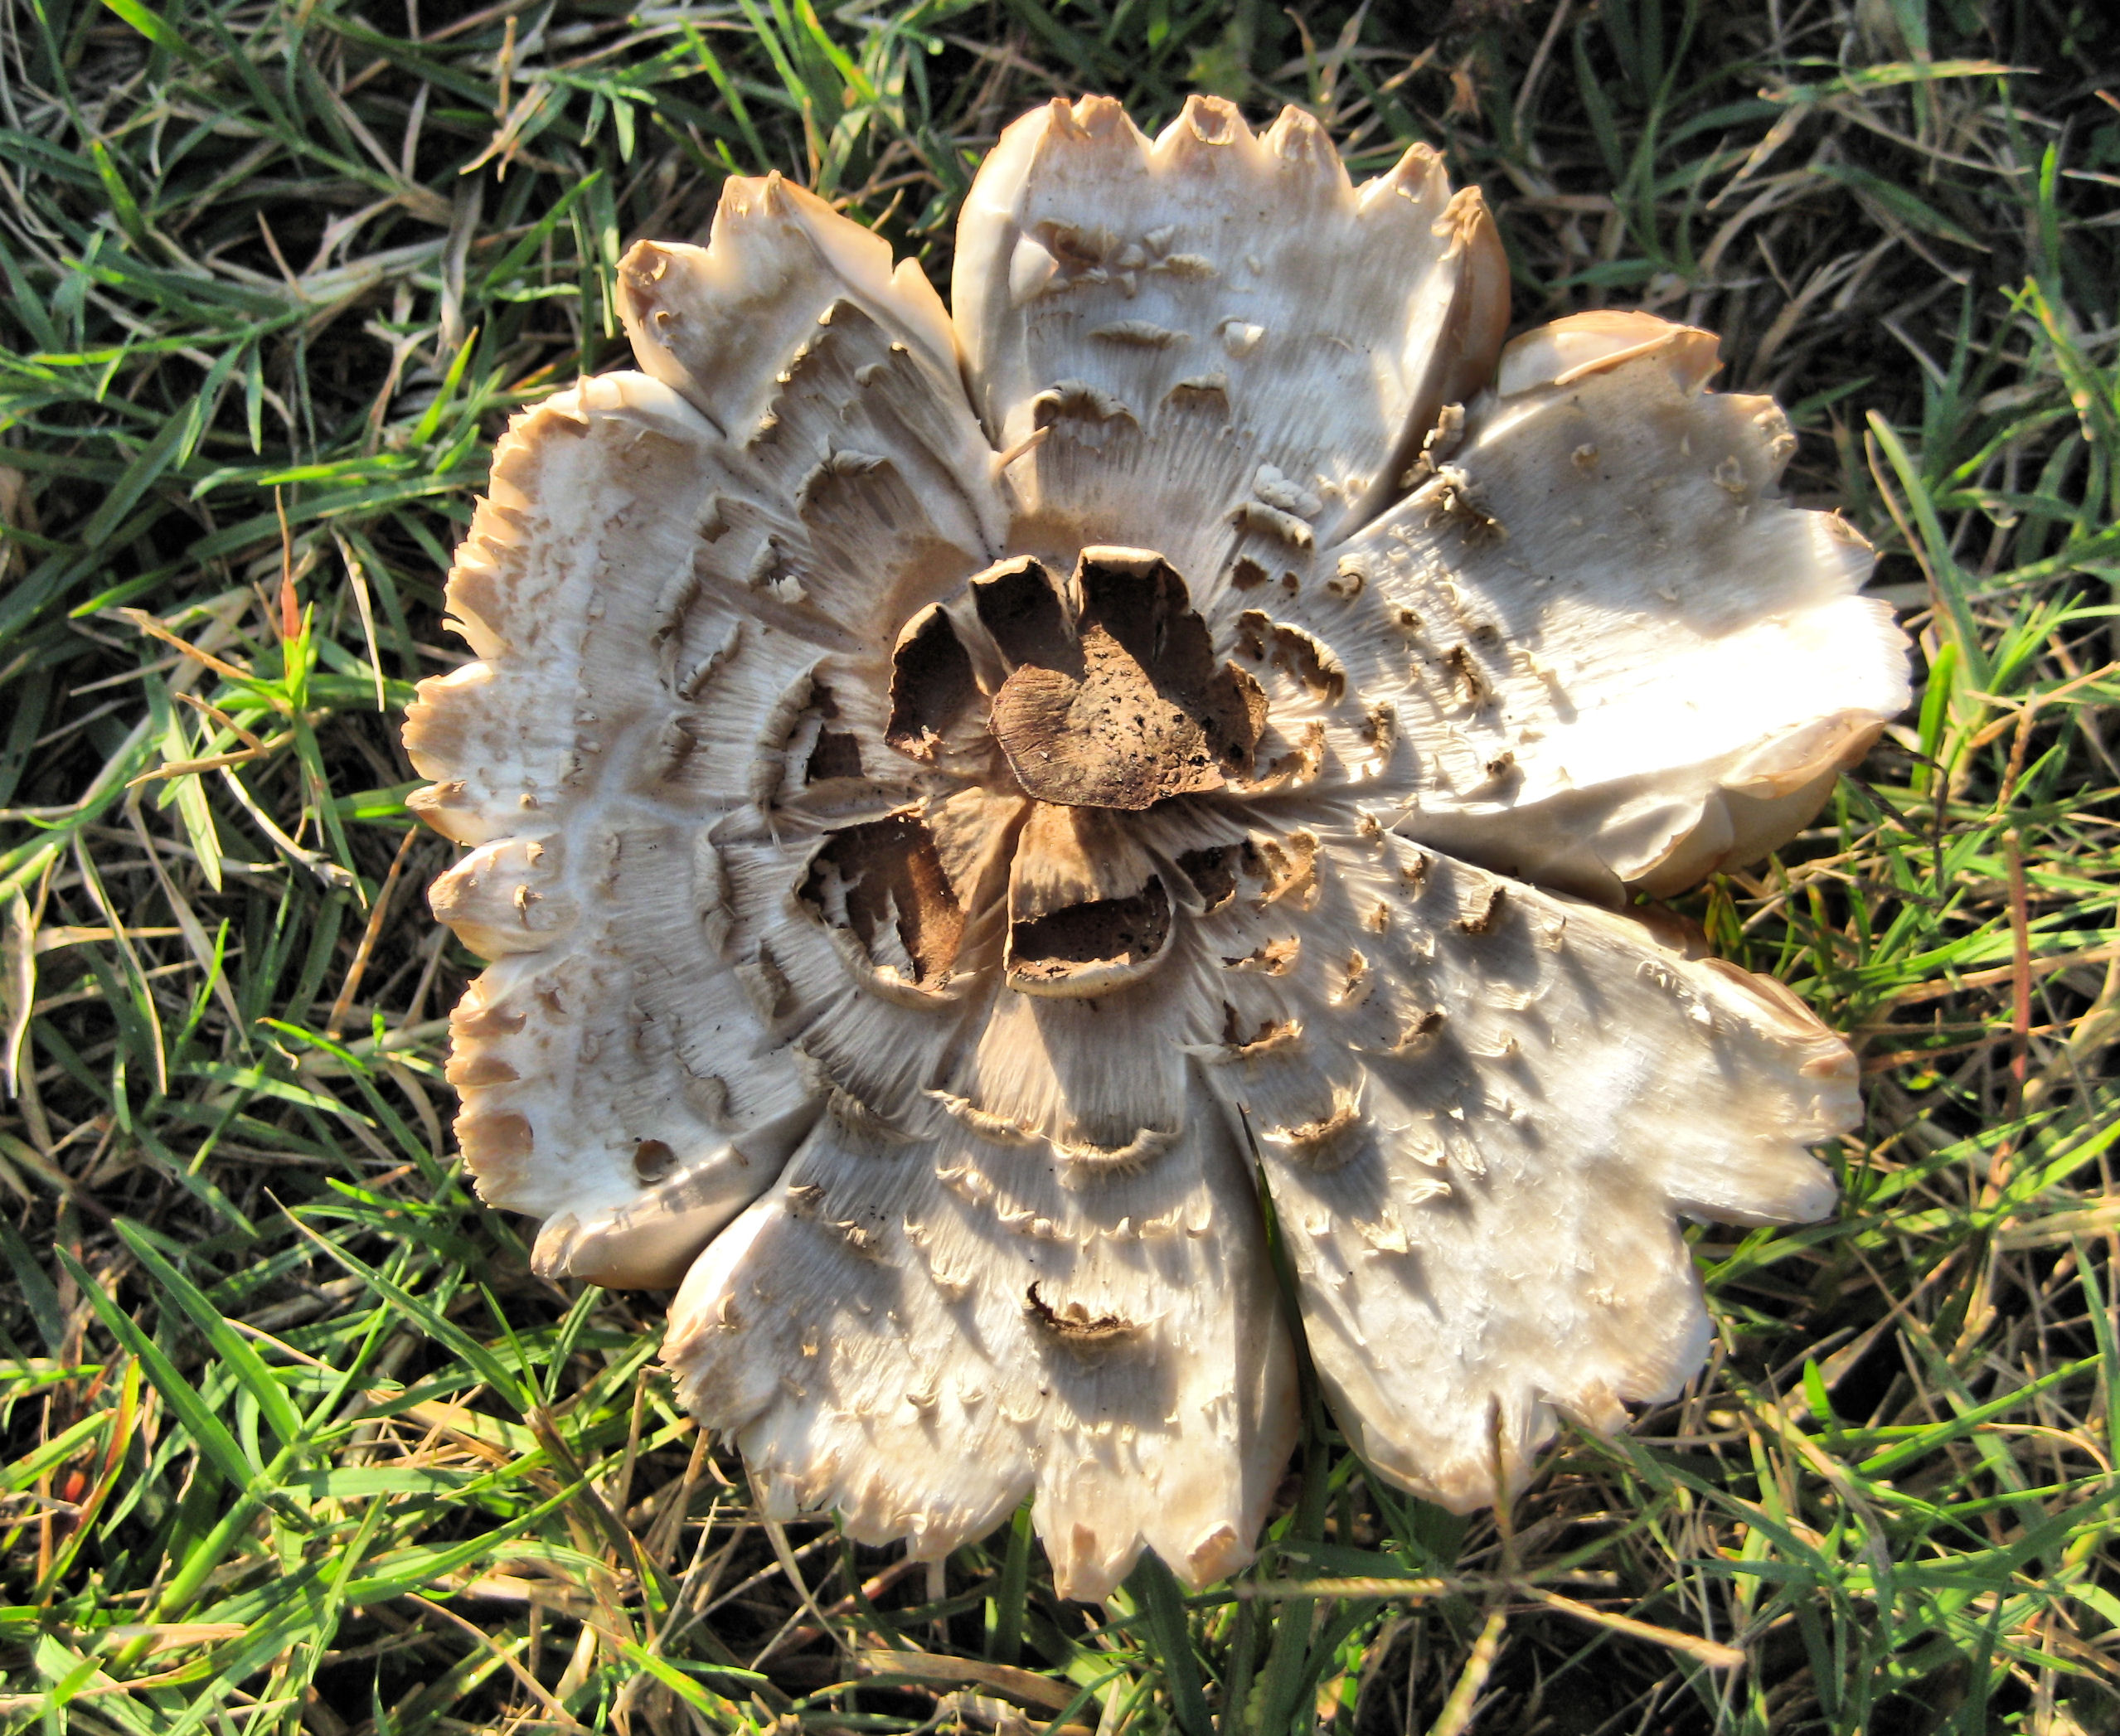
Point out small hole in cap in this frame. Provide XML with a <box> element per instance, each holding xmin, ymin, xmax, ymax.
<box><xmin>633</xmin><ymin>1138</ymin><xmax>677</xmax><ymax>1185</ymax></box>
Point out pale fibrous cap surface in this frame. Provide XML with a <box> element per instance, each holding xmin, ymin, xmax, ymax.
<box><xmin>404</xmin><ymin>95</ymin><xmax>1910</xmax><ymax>1603</ymax></box>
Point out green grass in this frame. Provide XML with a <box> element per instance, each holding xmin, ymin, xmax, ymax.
<box><xmin>2</xmin><ymin>0</ymin><xmax>2117</xmax><ymax>1731</ymax></box>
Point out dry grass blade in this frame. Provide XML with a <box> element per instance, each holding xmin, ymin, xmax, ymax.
<box><xmin>848</xmin><ymin>1648</ymin><xmax>1080</xmax><ymax>1711</ymax></box>
<box><xmin>1512</xmin><ymin>1585</ymin><xmax>1746</xmax><ymax>1672</ymax></box>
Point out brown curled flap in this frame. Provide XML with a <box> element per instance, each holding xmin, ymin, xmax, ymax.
<box><xmin>1007</xmin><ymin>877</ymin><xmax>1172</xmax><ymax>995</ymax></box>
<box><xmin>1024</xmin><ymin>1283</ymin><xmax>1143</xmax><ymax>1353</ymax></box>
<box><xmin>806</xmin><ymin>730</ymin><xmax>864</xmax><ymax>781</ymax></box>
<box><xmin>885</xmin><ymin>604</ymin><xmax>976</xmax><ymax>762</ymax></box>
<box><xmin>1454</xmin><ymin>883</ymin><xmax>1507</xmax><ymax>935</ymax></box>
<box><xmin>972</xmin><ymin>556</ymin><xmax>1075</xmax><ymax>670</ymax></box>
<box><xmin>799</xmin><ymin>811</ymin><xmax>966</xmax><ymax>985</ymax></box>
<box><xmin>1233</xmin><ymin>611</ymin><xmax>1347</xmax><ymax>703</ymax></box>
<box><xmin>988</xmin><ymin>546</ymin><xmax>1267</xmax><ymax>810</ymax></box>
<box><xmin>1176</xmin><ymin>846</ymin><xmax>1238</xmax><ymax>911</ymax></box>
<box><xmin>1004</xmin><ymin>804</ymin><xmax>1174</xmax><ymax>997</ymax></box>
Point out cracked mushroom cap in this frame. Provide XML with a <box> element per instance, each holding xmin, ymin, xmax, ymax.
<box><xmin>405</xmin><ymin>96</ymin><xmax>1909</xmax><ymax>1603</ymax></box>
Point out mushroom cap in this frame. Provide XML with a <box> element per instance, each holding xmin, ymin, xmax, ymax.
<box><xmin>405</xmin><ymin>95</ymin><xmax>1909</xmax><ymax>1600</ymax></box>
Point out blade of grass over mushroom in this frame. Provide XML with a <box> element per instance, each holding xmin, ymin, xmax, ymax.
<box><xmin>1119</xmin><ymin>1553</ymin><xmax>1212</xmax><ymax>1736</ymax></box>
<box><xmin>3</xmin><ymin>0</ymin><xmax>2117</xmax><ymax>1729</ymax></box>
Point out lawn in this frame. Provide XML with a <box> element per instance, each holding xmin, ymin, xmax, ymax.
<box><xmin>2</xmin><ymin>0</ymin><xmax>2117</xmax><ymax>1731</ymax></box>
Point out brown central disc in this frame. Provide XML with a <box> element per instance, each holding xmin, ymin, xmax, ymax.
<box><xmin>987</xmin><ymin>547</ymin><xmax>1267</xmax><ymax>811</ymax></box>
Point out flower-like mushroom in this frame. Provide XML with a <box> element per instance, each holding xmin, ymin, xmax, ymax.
<box><xmin>405</xmin><ymin>96</ymin><xmax>1909</xmax><ymax>1602</ymax></box>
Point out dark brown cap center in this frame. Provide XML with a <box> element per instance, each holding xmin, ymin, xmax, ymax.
<box><xmin>982</xmin><ymin>547</ymin><xmax>1266</xmax><ymax>811</ymax></box>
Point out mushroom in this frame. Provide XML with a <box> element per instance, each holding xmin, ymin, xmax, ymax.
<box><xmin>405</xmin><ymin>97</ymin><xmax>1909</xmax><ymax>1602</ymax></box>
